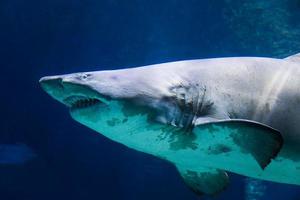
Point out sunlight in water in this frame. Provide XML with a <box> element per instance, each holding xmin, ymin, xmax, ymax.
<box><xmin>245</xmin><ymin>178</ymin><xmax>266</xmax><ymax>200</ymax></box>
<box><xmin>253</xmin><ymin>67</ymin><xmax>291</xmax><ymax>123</ymax></box>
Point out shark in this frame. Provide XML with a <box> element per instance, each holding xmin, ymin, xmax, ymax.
<box><xmin>0</xmin><ymin>143</ymin><xmax>36</xmax><ymax>165</ymax></box>
<box><xmin>40</xmin><ymin>53</ymin><xmax>300</xmax><ymax>196</ymax></box>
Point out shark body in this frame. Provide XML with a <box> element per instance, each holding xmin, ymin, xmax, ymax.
<box><xmin>40</xmin><ymin>54</ymin><xmax>300</xmax><ymax>195</ymax></box>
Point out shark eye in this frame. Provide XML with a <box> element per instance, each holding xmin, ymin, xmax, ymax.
<box><xmin>80</xmin><ymin>74</ymin><xmax>91</xmax><ymax>80</ymax></box>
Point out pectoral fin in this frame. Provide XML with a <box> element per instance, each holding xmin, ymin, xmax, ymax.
<box><xmin>193</xmin><ymin>119</ymin><xmax>283</xmax><ymax>169</ymax></box>
<box><xmin>176</xmin><ymin>165</ymin><xmax>229</xmax><ymax>196</ymax></box>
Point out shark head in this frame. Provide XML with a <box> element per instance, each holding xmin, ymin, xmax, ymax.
<box><xmin>39</xmin><ymin>68</ymin><xmax>183</xmax><ymax>154</ymax></box>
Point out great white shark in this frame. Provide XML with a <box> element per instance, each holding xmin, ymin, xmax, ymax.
<box><xmin>40</xmin><ymin>53</ymin><xmax>300</xmax><ymax>196</ymax></box>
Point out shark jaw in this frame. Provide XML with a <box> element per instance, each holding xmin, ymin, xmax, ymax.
<box><xmin>39</xmin><ymin>74</ymin><xmax>159</xmax><ymax>151</ymax></box>
<box><xmin>39</xmin><ymin>75</ymin><xmax>111</xmax><ymax>111</ymax></box>
<box><xmin>64</xmin><ymin>95</ymin><xmax>101</xmax><ymax>109</ymax></box>
<box><xmin>39</xmin><ymin>75</ymin><xmax>113</xmax><ymax>129</ymax></box>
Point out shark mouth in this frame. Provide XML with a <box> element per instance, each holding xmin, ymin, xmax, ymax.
<box><xmin>64</xmin><ymin>96</ymin><xmax>103</xmax><ymax>110</ymax></box>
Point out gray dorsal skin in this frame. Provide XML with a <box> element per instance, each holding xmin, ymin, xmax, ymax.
<box><xmin>40</xmin><ymin>53</ymin><xmax>300</xmax><ymax>196</ymax></box>
<box><xmin>284</xmin><ymin>53</ymin><xmax>300</xmax><ymax>63</ymax></box>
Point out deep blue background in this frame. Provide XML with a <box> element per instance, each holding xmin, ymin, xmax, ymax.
<box><xmin>1</xmin><ymin>0</ymin><xmax>300</xmax><ymax>199</ymax></box>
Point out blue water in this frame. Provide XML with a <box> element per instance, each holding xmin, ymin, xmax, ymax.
<box><xmin>1</xmin><ymin>0</ymin><xmax>300</xmax><ymax>199</ymax></box>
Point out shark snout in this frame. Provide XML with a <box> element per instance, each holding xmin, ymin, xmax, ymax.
<box><xmin>39</xmin><ymin>75</ymin><xmax>69</xmax><ymax>104</ymax></box>
<box><xmin>39</xmin><ymin>76</ymin><xmax>64</xmax><ymax>92</ymax></box>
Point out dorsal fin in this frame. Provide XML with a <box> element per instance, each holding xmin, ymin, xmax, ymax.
<box><xmin>284</xmin><ymin>53</ymin><xmax>300</xmax><ymax>63</ymax></box>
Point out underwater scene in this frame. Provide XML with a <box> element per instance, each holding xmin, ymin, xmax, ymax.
<box><xmin>2</xmin><ymin>0</ymin><xmax>300</xmax><ymax>199</ymax></box>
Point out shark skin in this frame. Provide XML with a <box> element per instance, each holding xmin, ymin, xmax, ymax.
<box><xmin>40</xmin><ymin>54</ymin><xmax>300</xmax><ymax>195</ymax></box>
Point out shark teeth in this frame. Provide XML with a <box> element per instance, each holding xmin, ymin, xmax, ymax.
<box><xmin>63</xmin><ymin>96</ymin><xmax>102</xmax><ymax>109</ymax></box>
